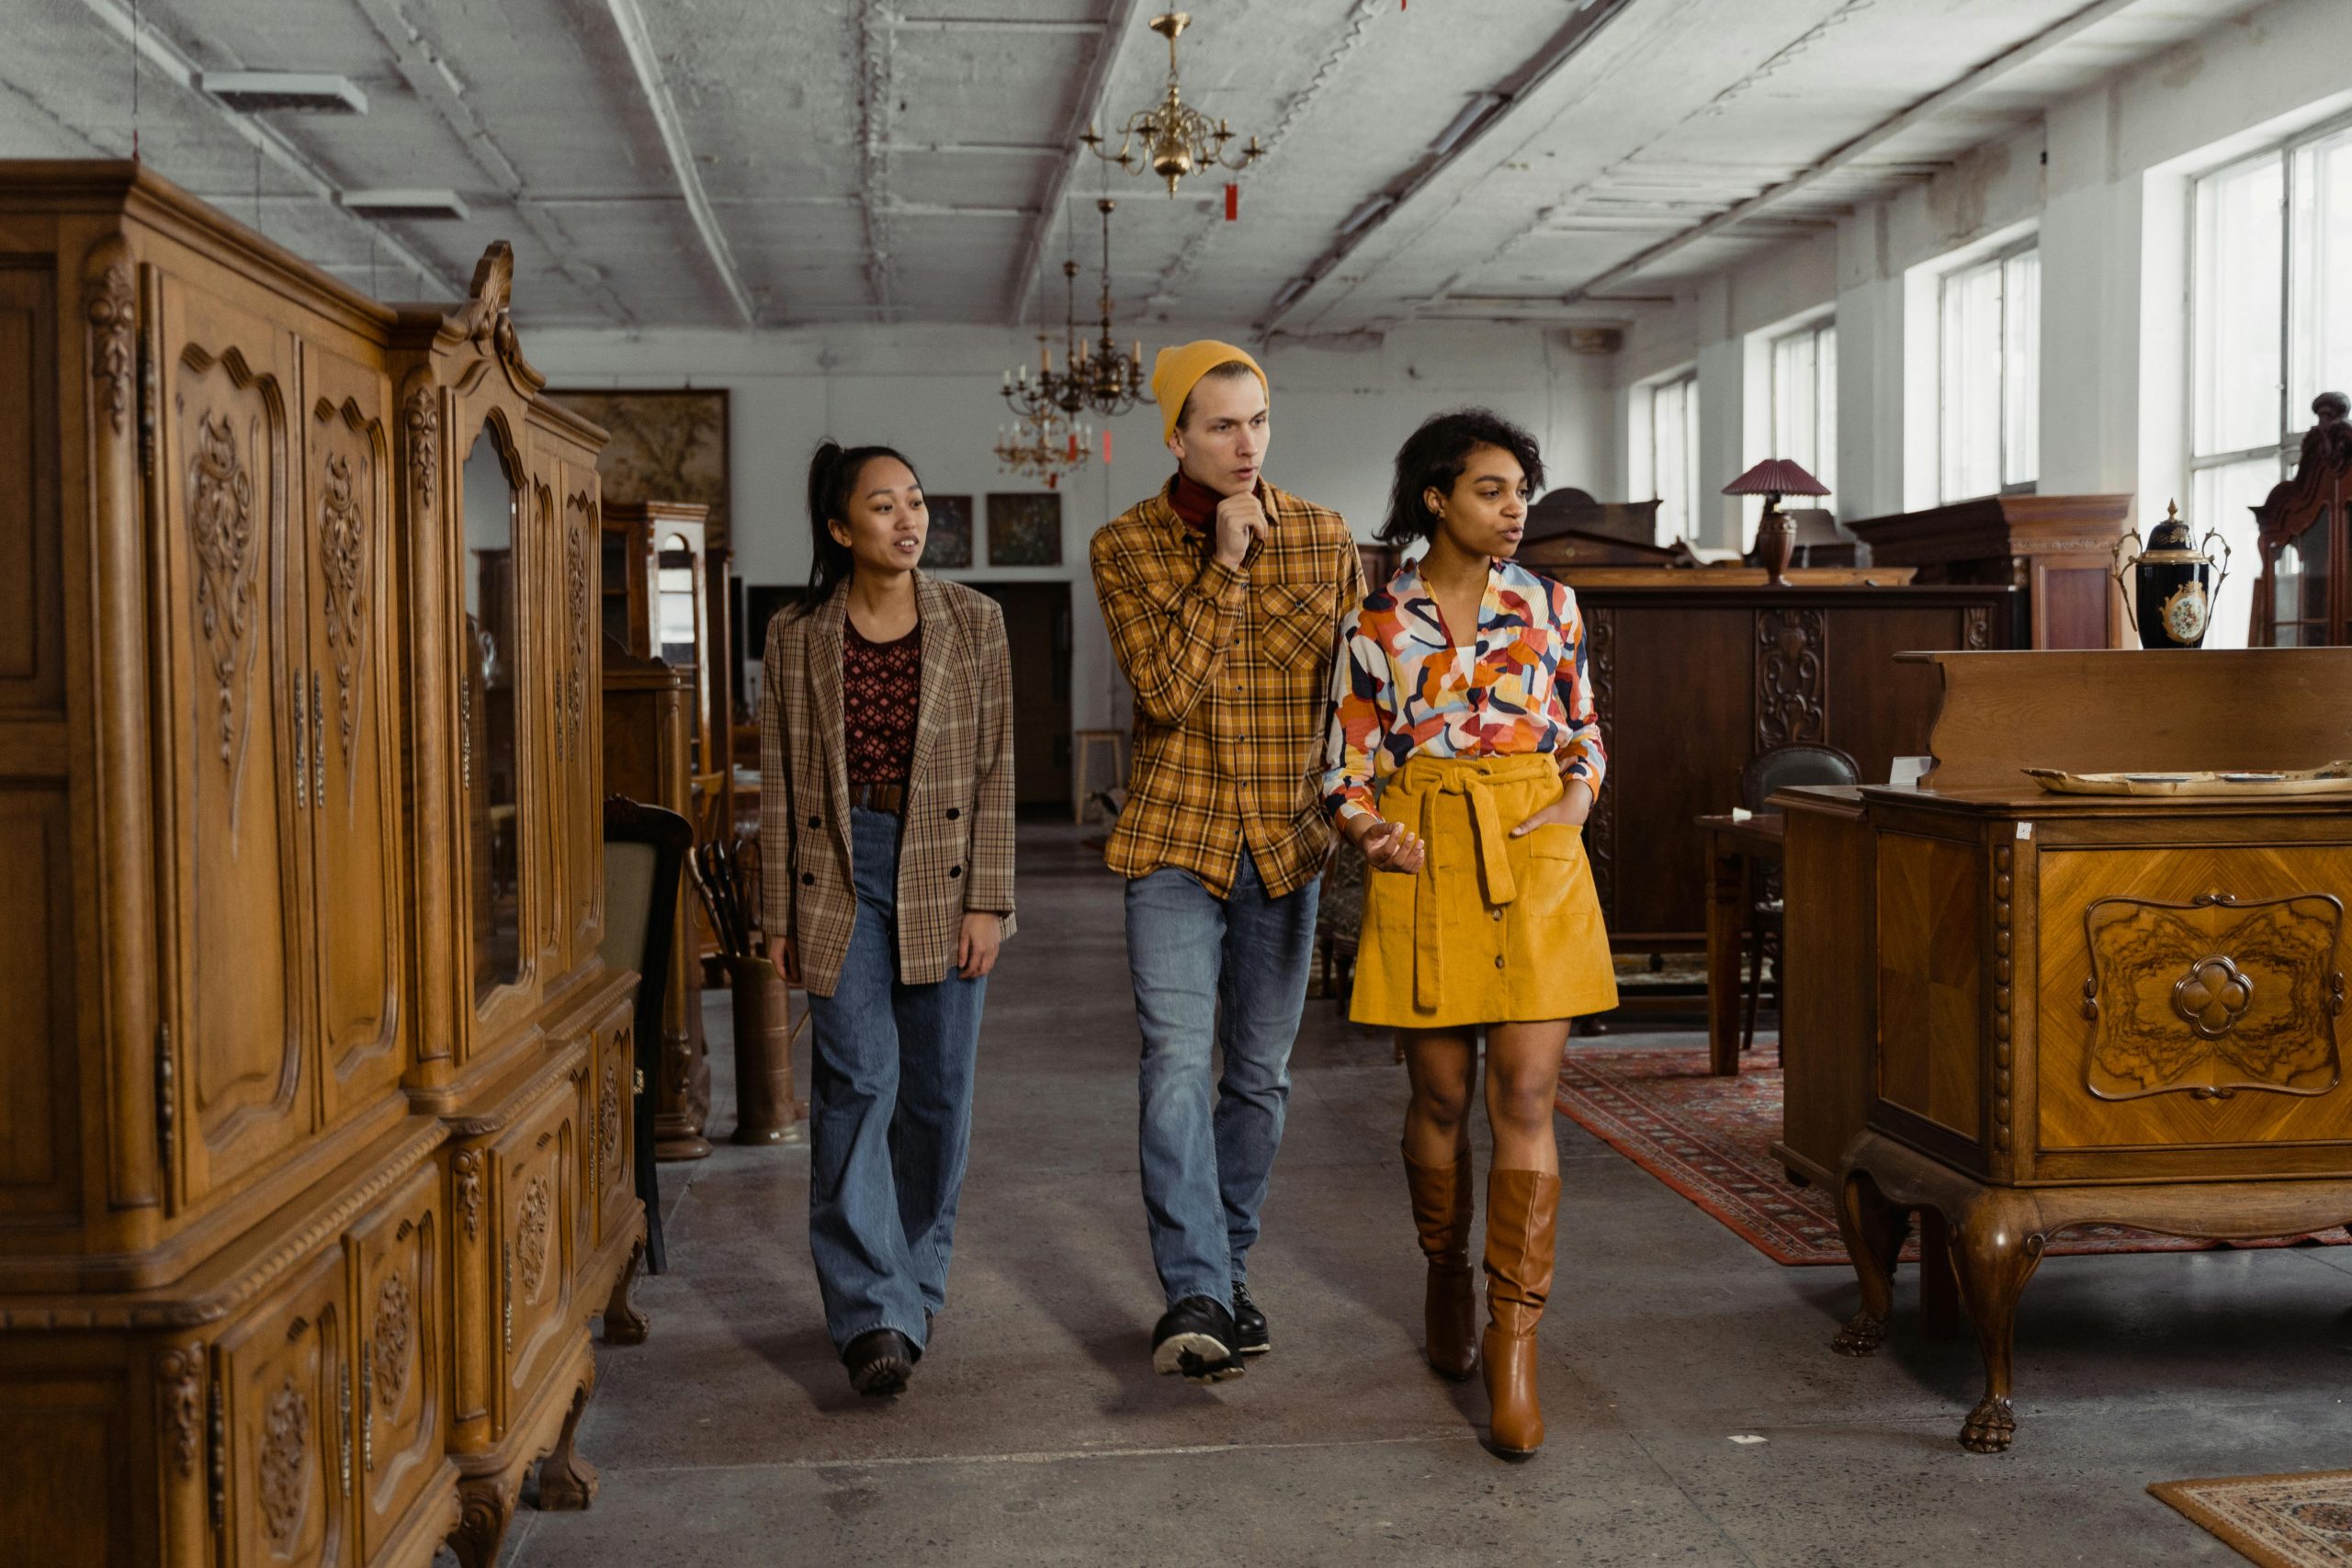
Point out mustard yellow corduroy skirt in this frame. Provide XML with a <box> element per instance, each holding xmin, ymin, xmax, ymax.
<box><xmin>1350</xmin><ymin>753</ymin><xmax>1618</xmax><ymax>1030</ymax></box>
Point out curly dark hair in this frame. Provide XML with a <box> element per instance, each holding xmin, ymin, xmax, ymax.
<box><xmin>1377</xmin><ymin>408</ymin><xmax>1545</xmax><ymax>547</ymax></box>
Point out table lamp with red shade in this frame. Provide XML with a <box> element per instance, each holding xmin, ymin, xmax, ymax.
<box><xmin>1724</xmin><ymin>457</ymin><xmax>1830</xmax><ymax>586</ymax></box>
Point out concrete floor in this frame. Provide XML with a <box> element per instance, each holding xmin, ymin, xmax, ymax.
<box><xmin>505</xmin><ymin>825</ymin><xmax>2352</xmax><ymax>1567</ymax></box>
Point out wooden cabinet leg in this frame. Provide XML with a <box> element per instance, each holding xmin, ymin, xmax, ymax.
<box><xmin>1831</xmin><ymin>1168</ymin><xmax>1907</xmax><ymax>1356</ymax></box>
<box><xmin>450</xmin><ymin>1474</ymin><xmax>517</xmax><ymax>1568</ymax></box>
<box><xmin>1949</xmin><ymin>1191</ymin><xmax>2045</xmax><ymax>1453</ymax></box>
<box><xmin>537</xmin><ymin>1378</ymin><xmax>600</xmax><ymax>1511</ymax></box>
<box><xmin>603</xmin><ymin>1235</ymin><xmax>650</xmax><ymax>1346</ymax></box>
<box><xmin>1919</xmin><ymin>1207</ymin><xmax>1962</xmax><ymax>1340</ymax></box>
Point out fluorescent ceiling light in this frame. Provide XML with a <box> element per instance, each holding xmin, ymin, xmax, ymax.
<box><xmin>199</xmin><ymin>72</ymin><xmax>368</xmax><ymax>114</ymax></box>
<box><xmin>340</xmin><ymin>189</ymin><xmax>470</xmax><ymax>221</ymax></box>
<box><xmin>1272</xmin><ymin>276</ymin><xmax>1312</xmax><ymax>310</ymax></box>
<box><xmin>1430</xmin><ymin>94</ymin><xmax>1501</xmax><ymax>158</ymax></box>
<box><xmin>1339</xmin><ymin>196</ymin><xmax>1394</xmax><ymax>236</ymax></box>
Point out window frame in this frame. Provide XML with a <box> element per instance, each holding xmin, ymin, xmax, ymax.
<box><xmin>1935</xmin><ymin>235</ymin><xmax>2040</xmax><ymax>504</ymax></box>
<box><xmin>1769</xmin><ymin>314</ymin><xmax>1837</xmax><ymax>503</ymax></box>
<box><xmin>1637</xmin><ymin>368</ymin><xmax>1701</xmax><ymax>544</ymax></box>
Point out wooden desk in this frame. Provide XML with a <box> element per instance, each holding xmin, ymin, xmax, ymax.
<box><xmin>1696</xmin><ymin>813</ymin><xmax>1783</xmax><ymax>1076</ymax></box>
<box><xmin>1782</xmin><ymin>648</ymin><xmax>2352</xmax><ymax>1454</ymax></box>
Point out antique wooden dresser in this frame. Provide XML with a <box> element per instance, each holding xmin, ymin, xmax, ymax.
<box><xmin>0</xmin><ymin>163</ymin><xmax>644</xmax><ymax>1568</ymax></box>
<box><xmin>1778</xmin><ymin>649</ymin><xmax>2352</xmax><ymax>1453</ymax></box>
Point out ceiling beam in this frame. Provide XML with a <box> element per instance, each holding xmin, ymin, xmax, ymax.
<box><xmin>68</xmin><ymin>0</ymin><xmax>462</xmax><ymax>297</ymax></box>
<box><xmin>1261</xmin><ymin>0</ymin><xmax>1634</xmax><ymax>334</ymax></box>
<box><xmin>890</xmin><ymin>17</ymin><xmax>1104</xmax><ymax>33</ymax></box>
<box><xmin>603</xmin><ymin>0</ymin><xmax>757</xmax><ymax>325</ymax></box>
<box><xmin>1563</xmin><ymin>0</ymin><xmax>2146</xmax><ymax>303</ymax></box>
<box><xmin>1007</xmin><ymin>0</ymin><xmax>1144</xmax><ymax>325</ymax></box>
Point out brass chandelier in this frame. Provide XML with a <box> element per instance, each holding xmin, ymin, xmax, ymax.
<box><xmin>994</xmin><ymin>406</ymin><xmax>1092</xmax><ymax>490</ymax></box>
<box><xmin>1069</xmin><ymin>198</ymin><xmax>1149</xmax><ymax>419</ymax></box>
<box><xmin>1081</xmin><ymin>12</ymin><xmax>1264</xmax><ymax>197</ymax></box>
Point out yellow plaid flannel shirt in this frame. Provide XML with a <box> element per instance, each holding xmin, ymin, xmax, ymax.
<box><xmin>1090</xmin><ymin>478</ymin><xmax>1366</xmax><ymax>899</ymax></box>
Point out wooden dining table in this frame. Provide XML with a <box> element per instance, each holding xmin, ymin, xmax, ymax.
<box><xmin>1693</xmin><ymin>811</ymin><xmax>1786</xmax><ymax>1075</ymax></box>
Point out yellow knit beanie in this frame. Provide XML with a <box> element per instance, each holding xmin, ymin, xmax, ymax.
<box><xmin>1151</xmin><ymin>340</ymin><xmax>1268</xmax><ymax>445</ymax></box>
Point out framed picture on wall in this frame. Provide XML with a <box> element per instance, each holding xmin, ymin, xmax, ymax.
<box><xmin>544</xmin><ymin>388</ymin><xmax>731</xmax><ymax>551</ymax></box>
<box><xmin>988</xmin><ymin>491</ymin><xmax>1062</xmax><ymax>567</ymax></box>
<box><xmin>923</xmin><ymin>494</ymin><xmax>975</xmax><ymax>570</ymax></box>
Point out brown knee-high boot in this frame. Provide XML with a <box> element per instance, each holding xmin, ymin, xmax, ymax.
<box><xmin>1403</xmin><ymin>1146</ymin><xmax>1478</xmax><ymax>1379</ymax></box>
<box><xmin>1481</xmin><ymin>1168</ymin><xmax>1560</xmax><ymax>1456</ymax></box>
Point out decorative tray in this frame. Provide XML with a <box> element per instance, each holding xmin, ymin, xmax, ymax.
<box><xmin>2023</xmin><ymin>761</ymin><xmax>2352</xmax><ymax>797</ymax></box>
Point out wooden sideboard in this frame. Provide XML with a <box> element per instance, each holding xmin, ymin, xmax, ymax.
<box><xmin>0</xmin><ymin>163</ymin><xmax>643</xmax><ymax>1568</ymax></box>
<box><xmin>1780</xmin><ymin>648</ymin><xmax>2352</xmax><ymax>1454</ymax></box>
<box><xmin>1845</xmin><ymin>493</ymin><xmax>2133</xmax><ymax>649</ymax></box>
<box><xmin>1529</xmin><ymin>574</ymin><xmax>2023</xmax><ymax>952</ymax></box>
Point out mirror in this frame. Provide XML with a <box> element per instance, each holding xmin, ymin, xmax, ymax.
<box><xmin>462</xmin><ymin>418</ymin><xmax>522</xmax><ymax>1002</ymax></box>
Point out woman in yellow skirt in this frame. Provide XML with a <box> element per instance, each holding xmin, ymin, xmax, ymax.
<box><xmin>1320</xmin><ymin>409</ymin><xmax>1617</xmax><ymax>1457</ymax></box>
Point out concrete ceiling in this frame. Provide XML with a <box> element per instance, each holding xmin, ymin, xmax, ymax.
<box><xmin>0</xmin><ymin>0</ymin><xmax>2267</xmax><ymax>335</ymax></box>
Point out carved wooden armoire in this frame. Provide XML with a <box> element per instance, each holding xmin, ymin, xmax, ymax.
<box><xmin>0</xmin><ymin>163</ymin><xmax>643</xmax><ymax>1568</ymax></box>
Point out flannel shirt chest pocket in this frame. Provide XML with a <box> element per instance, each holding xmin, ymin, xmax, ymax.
<box><xmin>1255</xmin><ymin>581</ymin><xmax>1337</xmax><ymax>675</ymax></box>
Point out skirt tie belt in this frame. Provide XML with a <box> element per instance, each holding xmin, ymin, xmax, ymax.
<box><xmin>1398</xmin><ymin>755</ymin><xmax>1554</xmax><ymax>1011</ymax></box>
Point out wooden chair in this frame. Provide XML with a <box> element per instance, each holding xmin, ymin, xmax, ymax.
<box><xmin>602</xmin><ymin>794</ymin><xmax>695</xmax><ymax>1274</ymax></box>
<box><xmin>1738</xmin><ymin>742</ymin><xmax>1860</xmax><ymax>1055</ymax></box>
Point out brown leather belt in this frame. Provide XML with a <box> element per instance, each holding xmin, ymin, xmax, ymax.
<box><xmin>848</xmin><ymin>780</ymin><xmax>906</xmax><ymax>815</ymax></box>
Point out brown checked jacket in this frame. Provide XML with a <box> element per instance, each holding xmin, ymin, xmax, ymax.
<box><xmin>759</xmin><ymin>573</ymin><xmax>1017</xmax><ymax>998</ymax></box>
<box><xmin>1091</xmin><ymin>478</ymin><xmax>1365</xmax><ymax>900</ymax></box>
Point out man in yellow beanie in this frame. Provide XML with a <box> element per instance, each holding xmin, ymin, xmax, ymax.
<box><xmin>1089</xmin><ymin>341</ymin><xmax>1366</xmax><ymax>1382</ymax></box>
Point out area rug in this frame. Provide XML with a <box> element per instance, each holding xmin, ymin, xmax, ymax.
<box><xmin>1553</xmin><ymin>1044</ymin><xmax>2351</xmax><ymax>1266</ymax></box>
<box><xmin>2151</xmin><ymin>1471</ymin><xmax>2352</xmax><ymax>1567</ymax></box>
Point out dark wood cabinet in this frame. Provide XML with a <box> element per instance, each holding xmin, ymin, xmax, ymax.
<box><xmin>1535</xmin><ymin>574</ymin><xmax>2022</xmax><ymax>950</ymax></box>
<box><xmin>1846</xmin><ymin>494</ymin><xmax>2132</xmax><ymax>649</ymax></box>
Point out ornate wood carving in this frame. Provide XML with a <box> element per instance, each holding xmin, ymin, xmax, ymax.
<box><xmin>516</xmin><ymin>1173</ymin><xmax>552</xmax><ymax>1298</ymax></box>
<box><xmin>452</xmin><ymin>1149</ymin><xmax>483</xmax><ymax>1243</ymax></box>
<box><xmin>156</xmin><ymin>1345</ymin><xmax>204</xmax><ymax>1478</ymax></box>
<box><xmin>369</xmin><ymin>1272</ymin><xmax>411</xmax><ymax>1410</ymax></box>
<box><xmin>187</xmin><ymin>411</ymin><xmax>257</xmax><ymax>766</ymax></box>
<box><xmin>1754</xmin><ymin>607</ymin><xmax>1826</xmax><ymax>749</ymax></box>
<box><xmin>1585</xmin><ymin>607</ymin><xmax>1615</xmax><ymax>912</ymax></box>
<box><xmin>1964</xmin><ymin>605</ymin><xmax>1991</xmax><ymax>649</ymax></box>
<box><xmin>258</xmin><ymin>1374</ymin><xmax>310</xmax><ymax>1548</ymax></box>
<box><xmin>597</xmin><ymin>1064</ymin><xmax>620</xmax><ymax>1189</ymax></box>
<box><xmin>86</xmin><ymin>259</ymin><xmax>135</xmax><ymax>434</ymax></box>
<box><xmin>566</xmin><ymin>507</ymin><xmax>590</xmax><ymax>766</ymax></box>
<box><xmin>1992</xmin><ymin>845</ymin><xmax>2015</xmax><ymax>1154</ymax></box>
<box><xmin>2083</xmin><ymin>891</ymin><xmax>2345</xmax><ymax>1100</ymax></box>
<box><xmin>403</xmin><ymin>385</ymin><xmax>438</xmax><ymax>506</ymax></box>
<box><xmin>316</xmin><ymin>448</ymin><xmax>368</xmax><ymax>772</ymax></box>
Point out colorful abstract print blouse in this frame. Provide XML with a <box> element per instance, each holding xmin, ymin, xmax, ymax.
<box><xmin>1319</xmin><ymin>558</ymin><xmax>1607</xmax><ymax>829</ymax></box>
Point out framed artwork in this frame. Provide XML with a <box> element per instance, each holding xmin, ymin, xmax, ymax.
<box><xmin>988</xmin><ymin>491</ymin><xmax>1063</xmax><ymax>568</ymax></box>
<box><xmin>923</xmin><ymin>494</ymin><xmax>974</xmax><ymax>570</ymax></box>
<box><xmin>544</xmin><ymin>388</ymin><xmax>731</xmax><ymax>551</ymax></box>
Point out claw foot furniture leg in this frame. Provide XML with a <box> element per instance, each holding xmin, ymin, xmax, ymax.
<box><xmin>451</xmin><ymin>1475</ymin><xmax>517</xmax><ymax>1568</ymax></box>
<box><xmin>537</xmin><ymin>1379</ymin><xmax>601</xmax><ymax>1510</ymax></box>
<box><xmin>1951</xmin><ymin>1191</ymin><xmax>2044</xmax><ymax>1453</ymax></box>
<box><xmin>1832</xmin><ymin>1168</ymin><xmax>1906</xmax><ymax>1356</ymax></box>
<box><xmin>604</xmin><ymin>1235</ymin><xmax>650</xmax><ymax>1345</ymax></box>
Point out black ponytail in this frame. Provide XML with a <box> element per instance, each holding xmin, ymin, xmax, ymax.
<box><xmin>797</xmin><ymin>439</ymin><xmax>921</xmax><ymax>615</ymax></box>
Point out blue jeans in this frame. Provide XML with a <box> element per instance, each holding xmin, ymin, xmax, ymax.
<box><xmin>805</xmin><ymin>807</ymin><xmax>987</xmax><ymax>1356</ymax></box>
<box><xmin>1125</xmin><ymin>851</ymin><xmax>1319</xmax><ymax>1308</ymax></box>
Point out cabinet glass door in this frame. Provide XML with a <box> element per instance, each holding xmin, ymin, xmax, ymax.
<box><xmin>462</xmin><ymin>422</ymin><xmax>523</xmax><ymax>1004</ymax></box>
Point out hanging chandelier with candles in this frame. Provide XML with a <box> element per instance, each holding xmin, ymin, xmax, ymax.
<box><xmin>1069</xmin><ymin>197</ymin><xmax>1149</xmax><ymax>418</ymax></box>
<box><xmin>994</xmin><ymin>406</ymin><xmax>1092</xmax><ymax>491</ymax></box>
<box><xmin>1080</xmin><ymin>12</ymin><xmax>1263</xmax><ymax>197</ymax></box>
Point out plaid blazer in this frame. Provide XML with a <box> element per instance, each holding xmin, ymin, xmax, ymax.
<box><xmin>760</xmin><ymin>574</ymin><xmax>1017</xmax><ymax>998</ymax></box>
<box><xmin>1090</xmin><ymin>478</ymin><xmax>1365</xmax><ymax>899</ymax></box>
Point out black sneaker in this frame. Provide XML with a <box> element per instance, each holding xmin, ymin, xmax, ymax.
<box><xmin>844</xmin><ymin>1328</ymin><xmax>915</xmax><ymax>1397</ymax></box>
<box><xmin>1230</xmin><ymin>1281</ymin><xmax>1270</xmax><ymax>1356</ymax></box>
<box><xmin>1151</xmin><ymin>1295</ymin><xmax>1246</xmax><ymax>1383</ymax></box>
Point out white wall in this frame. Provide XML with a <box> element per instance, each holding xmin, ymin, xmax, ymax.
<box><xmin>1618</xmin><ymin>0</ymin><xmax>2352</xmax><ymax>570</ymax></box>
<box><xmin>532</xmin><ymin>322</ymin><xmax>1621</xmax><ymax>734</ymax></box>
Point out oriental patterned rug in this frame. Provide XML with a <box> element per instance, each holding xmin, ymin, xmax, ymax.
<box><xmin>1553</xmin><ymin>1044</ymin><xmax>2352</xmax><ymax>1266</ymax></box>
<box><xmin>2151</xmin><ymin>1471</ymin><xmax>2352</xmax><ymax>1567</ymax></box>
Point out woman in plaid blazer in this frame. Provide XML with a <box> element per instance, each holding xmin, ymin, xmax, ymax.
<box><xmin>761</xmin><ymin>440</ymin><xmax>1016</xmax><ymax>1398</ymax></box>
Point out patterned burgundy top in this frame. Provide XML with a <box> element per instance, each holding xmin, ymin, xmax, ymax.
<box><xmin>842</xmin><ymin>617</ymin><xmax>922</xmax><ymax>784</ymax></box>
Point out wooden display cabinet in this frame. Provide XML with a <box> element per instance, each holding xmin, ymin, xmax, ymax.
<box><xmin>0</xmin><ymin>161</ymin><xmax>642</xmax><ymax>1568</ymax></box>
<box><xmin>1846</xmin><ymin>493</ymin><xmax>2133</xmax><ymax>649</ymax></box>
<box><xmin>1780</xmin><ymin>649</ymin><xmax>2352</xmax><ymax>1454</ymax></box>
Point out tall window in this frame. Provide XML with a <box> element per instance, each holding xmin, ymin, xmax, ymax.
<box><xmin>1939</xmin><ymin>242</ymin><xmax>2039</xmax><ymax>502</ymax></box>
<box><xmin>1770</xmin><ymin>318</ymin><xmax>1838</xmax><ymax>503</ymax></box>
<box><xmin>2191</xmin><ymin>120</ymin><xmax>2352</xmax><ymax>647</ymax></box>
<box><xmin>1640</xmin><ymin>370</ymin><xmax>1701</xmax><ymax>542</ymax></box>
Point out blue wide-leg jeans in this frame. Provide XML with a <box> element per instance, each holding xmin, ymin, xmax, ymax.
<box><xmin>1125</xmin><ymin>850</ymin><xmax>1319</xmax><ymax>1308</ymax></box>
<box><xmin>805</xmin><ymin>807</ymin><xmax>987</xmax><ymax>1356</ymax></box>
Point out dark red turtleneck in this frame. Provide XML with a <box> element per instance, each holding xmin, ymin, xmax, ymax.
<box><xmin>1167</xmin><ymin>468</ymin><xmax>1223</xmax><ymax>533</ymax></box>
